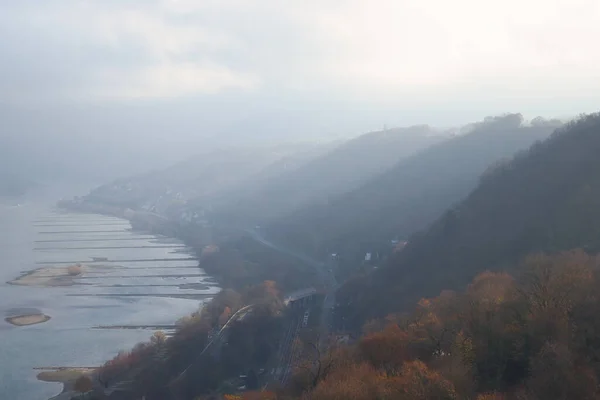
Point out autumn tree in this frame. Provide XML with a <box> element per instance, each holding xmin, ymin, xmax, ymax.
<box><xmin>73</xmin><ymin>375</ymin><xmax>94</xmax><ymax>393</ymax></box>
<box><xmin>520</xmin><ymin>251</ymin><xmax>595</xmax><ymax>346</ymax></box>
<box><xmin>288</xmin><ymin>339</ymin><xmax>354</xmax><ymax>394</ymax></box>
<box><xmin>359</xmin><ymin>324</ymin><xmax>412</xmax><ymax>374</ymax></box>
<box><xmin>219</xmin><ymin>306</ymin><xmax>233</xmax><ymax>327</ymax></box>
<box><xmin>385</xmin><ymin>360</ymin><xmax>457</xmax><ymax>399</ymax></box>
<box><xmin>525</xmin><ymin>341</ymin><xmax>598</xmax><ymax>400</ymax></box>
<box><xmin>304</xmin><ymin>362</ymin><xmax>384</xmax><ymax>400</ymax></box>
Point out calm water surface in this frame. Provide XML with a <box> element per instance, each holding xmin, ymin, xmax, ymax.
<box><xmin>0</xmin><ymin>194</ymin><xmax>218</xmax><ymax>399</ymax></box>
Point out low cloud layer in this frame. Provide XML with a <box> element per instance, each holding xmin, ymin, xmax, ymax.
<box><xmin>1</xmin><ymin>0</ymin><xmax>600</xmax><ymax>180</ymax></box>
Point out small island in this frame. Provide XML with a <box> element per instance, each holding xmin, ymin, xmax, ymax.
<box><xmin>9</xmin><ymin>263</ymin><xmax>94</xmax><ymax>287</ymax></box>
<box><xmin>5</xmin><ymin>313</ymin><xmax>51</xmax><ymax>326</ymax></box>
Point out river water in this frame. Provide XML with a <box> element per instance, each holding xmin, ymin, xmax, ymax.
<box><xmin>0</xmin><ymin>193</ymin><xmax>219</xmax><ymax>399</ymax></box>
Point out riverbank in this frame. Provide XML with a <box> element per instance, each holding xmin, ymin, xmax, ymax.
<box><xmin>37</xmin><ymin>367</ymin><xmax>97</xmax><ymax>400</ymax></box>
<box><xmin>58</xmin><ymin>200</ymin><xmax>319</xmax><ymax>293</ymax></box>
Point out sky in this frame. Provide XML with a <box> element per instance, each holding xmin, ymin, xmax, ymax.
<box><xmin>1</xmin><ymin>0</ymin><xmax>600</xmax><ymax>180</ymax></box>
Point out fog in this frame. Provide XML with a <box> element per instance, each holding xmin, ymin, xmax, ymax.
<box><xmin>2</xmin><ymin>0</ymin><xmax>600</xmax><ymax>185</ymax></box>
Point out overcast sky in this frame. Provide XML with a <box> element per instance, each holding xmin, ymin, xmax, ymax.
<box><xmin>2</xmin><ymin>0</ymin><xmax>600</xmax><ymax>180</ymax></box>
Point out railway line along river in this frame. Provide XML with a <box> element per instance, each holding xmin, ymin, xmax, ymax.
<box><xmin>0</xmin><ymin>194</ymin><xmax>219</xmax><ymax>399</ymax></box>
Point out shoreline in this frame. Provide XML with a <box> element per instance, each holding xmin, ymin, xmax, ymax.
<box><xmin>37</xmin><ymin>202</ymin><xmax>217</xmax><ymax>398</ymax></box>
<box><xmin>37</xmin><ymin>367</ymin><xmax>97</xmax><ymax>400</ymax></box>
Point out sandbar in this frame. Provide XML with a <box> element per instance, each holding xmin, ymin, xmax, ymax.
<box><xmin>36</xmin><ymin>367</ymin><xmax>96</xmax><ymax>384</ymax></box>
<box><xmin>8</xmin><ymin>264</ymin><xmax>110</xmax><ymax>287</ymax></box>
<box><xmin>5</xmin><ymin>313</ymin><xmax>51</xmax><ymax>326</ymax></box>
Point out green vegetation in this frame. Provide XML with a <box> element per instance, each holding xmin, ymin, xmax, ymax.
<box><xmin>339</xmin><ymin>113</ymin><xmax>600</xmax><ymax>328</ymax></box>
<box><xmin>65</xmin><ymin>112</ymin><xmax>600</xmax><ymax>400</ymax></box>
<box><xmin>267</xmin><ymin>114</ymin><xmax>560</xmax><ymax>278</ymax></box>
<box><xmin>200</xmin><ymin>237</ymin><xmax>319</xmax><ymax>293</ymax></box>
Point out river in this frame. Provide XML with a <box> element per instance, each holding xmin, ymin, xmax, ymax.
<box><xmin>0</xmin><ymin>190</ymin><xmax>219</xmax><ymax>399</ymax></box>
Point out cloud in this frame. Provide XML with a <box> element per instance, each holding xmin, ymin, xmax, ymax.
<box><xmin>0</xmin><ymin>1</ymin><xmax>259</xmax><ymax>102</ymax></box>
<box><xmin>1</xmin><ymin>0</ymin><xmax>600</xmax><ymax>105</ymax></box>
<box><xmin>92</xmin><ymin>62</ymin><xmax>259</xmax><ymax>99</ymax></box>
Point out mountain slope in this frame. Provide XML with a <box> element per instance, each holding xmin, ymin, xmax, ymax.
<box><xmin>211</xmin><ymin>125</ymin><xmax>447</xmax><ymax>224</ymax></box>
<box><xmin>83</xmin><ymin>143</ymin><xmax>327</xmax><ymax>212</ymax></box>
<box><xmin>340</xmin><ymin>113</ymin><xmax>600</xmax><ymax>327</ymax></box>
<box><xmin>268</xmin><ymin>114</ymin><xmax>560</xmax><ymax>267</ymax></box>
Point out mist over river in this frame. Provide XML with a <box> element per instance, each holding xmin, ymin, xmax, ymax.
<box><xmin>0</xmin><ymin>190</ymin><xmax>219</xmax><ymax>399</ymax></box>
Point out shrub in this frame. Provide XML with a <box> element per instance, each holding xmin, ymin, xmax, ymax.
<box><xmin>67</xmin><ymin>264</ymin><xmax>83</xmax><ymax>276</ymax></box>
<box><xmin>74</xmin><ymin>375</ymin><xmax>94</xmax><ymax>392</ymax></box>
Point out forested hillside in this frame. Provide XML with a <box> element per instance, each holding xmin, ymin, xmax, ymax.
<box><xmin>210</xmin><ymin>125</ymin><xmax>447</xmax><ymax>224</ymax></box>
<box><xmin>84</xmin><ymin>125</ymin><xmax>443</xmax><ymax>222</ymax></box>
<box><xmin>286</xmin><ymin>251</ymin><xmax>600</xmax><ymax>400</ymax></box>
<box><xmin>268</xmin><ymin>114</ymin><xmax>560</xmax><ymax>268</ymax></box>
<box><xmin>340</xmin><ymin>113</ymin><xmax>600</xmax><ymax>327</ymax></box>
<box><xmin>83</xmin><ymin>143</ymin><xmax>327</xmax><ymax>212</ymax></box>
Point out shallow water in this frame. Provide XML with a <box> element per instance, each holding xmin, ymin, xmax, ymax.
<box><xmin>0</xmin><ymin>198</ymin><xmax>217</xmax><ymax>399</ymax></box>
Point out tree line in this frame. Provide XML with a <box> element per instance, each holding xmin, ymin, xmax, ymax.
<box><xmin>279</xmin><ymin>250</ymin><xmax>600</xmax><ymax>399</ymax></box>
<box><xmin>338</xmin><ymin>113</ymin><xmax>600</xmax><ymax>329</ymax></box>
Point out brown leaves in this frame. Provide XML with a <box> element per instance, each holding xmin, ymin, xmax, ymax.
<box><xmin>525</xmin><ymin>341</ymin><xmax>599</xmax><ymax>400</ymax></box>
<box><xmin>520</xmin><ymin>250</ymin><xmax>595</xmax><ymax>315</ymax></box>
<box><xmin>304</xmin><ymin>362</ymin><xmax>384</xmax><ymax>400</ymax></box>
<box><xmin>386</xmin><ymin>360</ymin><xmax>457</xmax><ymax>400</ymax></box>
<box><xmin>359</xmin><ymin>324</ymin><xmax>411</xmax><ymax>373</ymax></box>
<box><xmin>307</xmin><ymin>360</ymin><xmax>457</xmax><ymax>400</ymax></box>
<box><xmin>303</xmin><ymin>250</ymin><xmax>600</xmax><ymax>399</ymax></box>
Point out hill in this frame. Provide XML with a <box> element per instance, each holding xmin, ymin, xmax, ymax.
<box><xmin>339</xmin><ymin>113</ymin><xmax>600</xmax><ymax>327</ymax></box>
<box><xmin>267</xmin><ymin>114</ymin><xmax>561</xmax><ymax>271</ymax></box>
<box><xmin>82</xmin><ymin>143</ymin><xmax>329</xmax><ymax>213</ymax></box>
<box><xmin>209</xmin><ymin>125</ymin><xmax>447</xmax><ymax>224</ymax></box>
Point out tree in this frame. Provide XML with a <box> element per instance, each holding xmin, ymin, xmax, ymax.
<box><xmin>525</xmin><ymin>341</ymin><xmax>598</xmax><ymax>400</ymax></box>
<box><xmin>359</xmin><ymin>324</ymin><xmax>412</xmax><ymax>373</ymax></box>
<box><xmin>219</xmin><ymin>306</ymin><xmax>233</xmax><ymax>327</ymax></box>
<box><xmin>386</xmin><ymin>360</ymin><xmax>457</xmax><ymax>400</ymax></box>
<box><xmin>73</xmin><ymin>375</ymin><xmax>94</xmax><ymax>393</ymax></box>
<box><xmin>305</xmin><ymin>362</ymin><xmax>384</xmax><ymax>400</ymax></box>
<box><xmin>151</xmin><ymin>330</ymin><xmax>167</xmax><ymax>346</ymax></box>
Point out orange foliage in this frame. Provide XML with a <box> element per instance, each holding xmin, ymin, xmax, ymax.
<box><xmin>263</xmin><ymin>280</ymin><xmax>279</xmax><ymax>297</ymax></box>
<box><xmin>306</xmin><ymin>362</ymin><xmax>384</xmax><ymax>400</ymax></box>
<box><xmin>241</xmin><ymin>391</ymin><xmax>277</xmax><ymax>400</ymax></box>
<box><xmin>308</xmin><ymin>360</ymin><xmax>456</xmax><ymax>400</ymax></box>
<box><xmin>219</xmin><ymin>306</ymin><xmax>232</xmax><ymax>326</ymax></box>
<box><xmin>386</xmin><ymin>360</ymin><xmax>457</xmax><ymax>399</ymax></box>
<box><xmin>467</xmin><ymin>271</ymin><xmax>515</xmax><ymax>306</ymax></box>
<box><xmin>359</xmin><ymin>324</ymin><xmax>412</xmax><ymax>373</ymax></box>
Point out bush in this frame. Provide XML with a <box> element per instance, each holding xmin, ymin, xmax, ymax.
<box><xmin>74</xmin><ymin>375</ymin><xmax>94</xmax><ymax>392</ymax></box>
<box><xmin>67</xmin><ymin>264</ymin><xmax>83</xmax><ymax>276</ymax></box>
